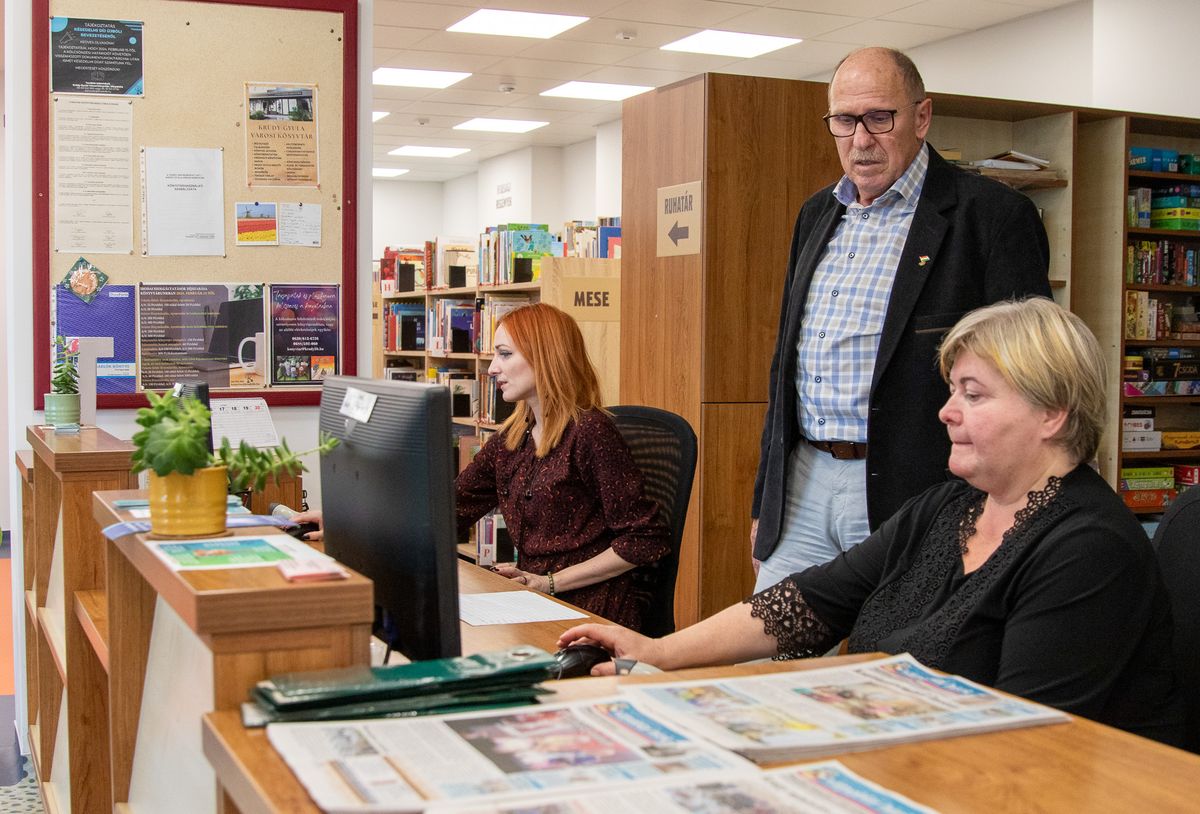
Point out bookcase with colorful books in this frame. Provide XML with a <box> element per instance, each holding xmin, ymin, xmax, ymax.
<box><xmin>377</xmin><ymin>251</ymin><xmax>621</xmax><ymax>445</ymax></box>
<box><xmin>1076</xmin><ymin>114</ymin><xmax>1200</xmax><ymax>517</ymax></box>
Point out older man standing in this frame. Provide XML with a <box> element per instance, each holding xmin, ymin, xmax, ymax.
<box><xmin>751</xmin><ymin>47</ymin><xmax>1051</xmax><ymax>590</ymax></box>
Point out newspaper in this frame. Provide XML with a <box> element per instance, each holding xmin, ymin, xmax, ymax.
<box><xmin>427</xmin><ymin>761</ymin><xmax>940</xmax><ymax>813</ymax></box>
<box><xmin>623</xmin><ymin>653</ymin><xmax>1069</xmax><ymax>762</ymax></box>
<box><xmin>266</xmin><ymin>696</ymin><xmax>755</xmax><ymax>812</ymax></box>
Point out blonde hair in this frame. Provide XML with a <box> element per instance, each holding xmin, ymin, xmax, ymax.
<box><xmin>938</xmin><ymin>297</ymin><xmax>1107</xmax><ymax>465</ymax></box>
<box><xmin>496</xmin><ymin>303</ymin><xmax>604</xmax><ymax>457</ymax></box>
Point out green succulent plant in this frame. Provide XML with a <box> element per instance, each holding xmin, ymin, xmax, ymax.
<box><xmin>131</xmin><ymin>391</ymin><xmax>339</xmax><ymax>492</ymax></box>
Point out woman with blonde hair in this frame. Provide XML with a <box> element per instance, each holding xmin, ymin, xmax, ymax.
<box><xmin>562</xmin><ymin>298</ymin><xmax>1183</xmax><ymax>744</ymax></box>
<box><xmin>456</xmin><ymin>303</ymin><xmax>669</xmax><ymax>631</ymax></box>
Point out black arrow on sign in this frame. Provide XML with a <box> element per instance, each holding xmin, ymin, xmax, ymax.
<box><xmin>668</xmin><ymin>222</ymin><xmax>689</xmax><ymax>246</ymax></box>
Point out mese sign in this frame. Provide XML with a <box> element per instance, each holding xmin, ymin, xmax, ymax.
<box><xmin>560</xmin><ymin>276</ymin><xmax>620</xmax><ymax>322</ymax></box>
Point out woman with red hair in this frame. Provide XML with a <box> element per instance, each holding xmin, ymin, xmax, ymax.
<box><xmin>456</xmin><ymin>303</ymin><xmax>669</xmax><ymax>631</ymax></box>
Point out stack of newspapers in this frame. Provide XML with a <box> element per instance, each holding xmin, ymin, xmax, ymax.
<box><xmin>266</xmin><ymin>653</ymin><xmax>1067</xmax><ymax>813</ymax></box>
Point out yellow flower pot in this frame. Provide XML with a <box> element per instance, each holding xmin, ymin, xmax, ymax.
<box><xmin>147</xmin><ymin>466</ymin><xmax>228</xmax><ymax>537</ymax></box>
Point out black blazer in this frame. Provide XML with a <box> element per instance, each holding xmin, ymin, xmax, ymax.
<box><xmin>752</xmin><ymin>147</ymin><xmax>1051</xmax><ymax>561</ymax></box>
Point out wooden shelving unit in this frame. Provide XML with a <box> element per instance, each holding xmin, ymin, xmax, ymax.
<box><xmin>378</xmin><ymin>256</ymin><xmax>622</xmax><ymax>432</ymax></box>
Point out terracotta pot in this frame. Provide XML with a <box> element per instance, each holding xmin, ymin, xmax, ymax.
<box><xmin>147</xmin><ymin>466</ymin><xmax>228</xmax><ymax>537</ymax></box>
<box><xmin>44</xmin><ymin>393</ymin><xmax>81</xmax><ymax>427</ymax></box>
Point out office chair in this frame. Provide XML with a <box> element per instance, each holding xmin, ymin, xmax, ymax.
<box><xmin>1151</xmin><ymin>487</ymin><xmax>1200</xmax><ymax>753</ymax></box>
<box><xmin>609</xmin><ymin>405</ymin><xmax>697</xmax><ymax>638</ymax></box>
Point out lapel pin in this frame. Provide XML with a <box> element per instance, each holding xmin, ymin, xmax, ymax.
<box><xmin>918</xmin><ymin>255</ymin><xmax>931</xmax><ymax>267</ymax></box>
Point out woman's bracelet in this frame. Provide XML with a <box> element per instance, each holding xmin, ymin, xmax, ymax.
<box><xmin>546</xmin><ymin>571</ymin><xmax>556</xmax><ymax>596</ymax></box>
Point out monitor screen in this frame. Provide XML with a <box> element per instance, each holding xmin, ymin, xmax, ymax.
<box><xmin>318</xmin><ymin>375</ymin><xmax>461</xmax><ymax>661</ymax></box>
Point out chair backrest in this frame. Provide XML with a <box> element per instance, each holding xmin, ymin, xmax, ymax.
<box><xmin>1152</xmin><ymin>487</ymin><xmax>1200</xmax><ymax>753</ymax></box>
<box><xmin>608</xmin><ymin>405</ymin><xmax>697</xmax><ymax>638</ymax></box>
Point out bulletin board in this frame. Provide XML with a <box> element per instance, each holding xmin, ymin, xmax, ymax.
<box><xmin>32</xmin><ymin>0</ymin><xmax>358</xmax><ymax>408</ymax></box>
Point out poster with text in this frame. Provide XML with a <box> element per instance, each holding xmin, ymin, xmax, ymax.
<box><xmin>50</xmin><ymin>17</ymin><xmax>144</xmax><ymax>96</ymax></box>
<box><xmin>139</xmin><ymin>284</ymin><xmax>265</xmax><ymax>391</ymax></box>
<box><xmin>270</xmin><ymin>285</ymin><xmax>339</xmax><ymax>385</ymax></box>
<box><xmin>54</xmin><ymin>282</ymin><xmax>137</xmax><ymax>394</ymax></box>
<box><xmin>245</xmin><ymin>83</ymin><xmax>318</xmax><ymax>186</ymax></box>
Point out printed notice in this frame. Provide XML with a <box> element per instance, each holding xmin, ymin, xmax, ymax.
<box><xmin>245</xmin><ymin>83</ymin><xmax>319</xmax><ymax>186</ymax></box>
<box><xmin>53</xmin><ymin>96</ymin><xmax>133</xmax><ymax>254</ymax></box>
<box><xmin>53</xmin><ymin>283</ymin><xmax>137</xmax><ymax>394</ymax></box>
<box><xmin>142</xmin><ymin>147</ymin><xmax>225</xmax><ymax>256</ymax></box>
<box><xmin>270</xmin><ymin>284</ymin><xmax>338</xmax><ymax>385</ymax></box>
<box><xmin>138</xmin><ymin>283</ymin><xmax>265</xmax><ymax>390</ymax></box>
<box><xmin>50</xmin><ymin>17</ymin><xmax>143</xmax><ymax>96</ymax></box>
<box><xmin>278</xmin><ymin>202</ymin><xmax>321</xmax><ymax>247</ymax></box>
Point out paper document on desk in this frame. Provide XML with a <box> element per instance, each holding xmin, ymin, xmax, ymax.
<box><xmin>267</xmin><ymin>696</ymin><xmax>754</xmax><ymax>812</ymax></box>
<box><xmin>459</xmin><ymin>592</ymin><xmax>587</xmax><ymax>625</ymax></box>
<box><xmin>622</xmin><ymin>653</ymin><xmax>1068</xmax><ymax>763</ymax></box>
<box><xmin>428</xmin><ymin>761</ymin><xmax>940</xmax><ymax>814</ymax></box>
<box><xmin>145</xmin><ymin>533</ymin><xmax>331</xmax><ymax>571</ymax></box>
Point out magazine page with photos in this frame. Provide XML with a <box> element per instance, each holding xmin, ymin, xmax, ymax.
<box><xmin>266</xmin><ymin>696</ymin><xmax>755</xmax><ymax>813</ymax></box>
<box><xmin>427</xmin><ymin>760</ymin><xmax>940</xmax><ymax>814</ymax></box>
<box><xmin>622</xmin><ymin>654</ymin><xmax>1068</xmax><ymax>762</ymax></box>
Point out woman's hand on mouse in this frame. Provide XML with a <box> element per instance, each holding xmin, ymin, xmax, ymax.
<box><xmin>557</xmin><ymin>623</ymin><xmax>664</xmax><ymax>675</ymax></box>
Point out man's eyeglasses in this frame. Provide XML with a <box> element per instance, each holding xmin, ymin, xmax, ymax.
<box><xmin>823</xmin><ymin>101</ymin><xmax>922</xmax><ymax>138</ymax></box>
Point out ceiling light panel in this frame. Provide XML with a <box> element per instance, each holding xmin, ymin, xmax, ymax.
<box><xmin>447</xmin><ymin>9</ymin><xmax>588</xmax><ymax>39</ymax></box>
<box><xmin>454</xmin><ymin>118</ymin><xmax>549</xmax><ymax>133</ymax></box>
<box><xmin>388</xmin><ymin>145</ymin><xmax>472</xmax><ymax>158</ymax></box>
<box><xmin>372</xmin><ymin>68</ymin><xmax>471</xmax><ymax>88</ymax></box>
<box><xmin>372</xmin><ymin>168</ymin><xmax>409</xmax><ymax>177</ymax></box>
<box><xmin>540</xmin><ymin>81</ymin><xmax>653</xmax><ymax>101</ymax></box>
<box><xmin>372</xmin><ymin>111</ymin><xmax>390</xmax><ymax>122</ymax></box>
<box><xmin>661</xmin><ymin>30</ymin><xmax>802</xmax><ymax>58</ymax></box>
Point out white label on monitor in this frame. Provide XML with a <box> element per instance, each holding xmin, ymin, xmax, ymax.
<box><xmin>339</xmin><ymin>387</ymin><xmax>378</xmax><ymax>423</ymax></box>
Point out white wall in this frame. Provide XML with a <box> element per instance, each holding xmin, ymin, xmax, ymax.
<box><xmin>477</xmin><ymin>147</ymin><xmax>534</xmax><ymax>228</ymax></box>
<box><xmin>1092</xmin><ymin>0</ymin><xmax>1200</xmax><ymax>118</ymax></box>
<box><xmin>595</xmin><ymin>119</ymin><xmax>622</xmax><ymax>219</ymax></box>
<box><xmin>905</xmin><ymin>1</ymin><xmax>1092</xmax><ymax>105</ymax></box>
<box><xmin>371</xmin><ymin>180</ymin><xmax>442</xmax><ymax>257</ymax></box>
<box><xmin>443</xmin><ymin>173</ymin><xmax>479</xmax><ymax>236</ymax></box>
<box><xmin>0</xmin><ymin>47</ymin><xmax>8</xmax><ymax>531</ymax></box>
<box><xmin>561</xmin><ymin>139</ymin><xmax>596</xmax><ymax>223</ymax></box>
<box><xmin>530</xmin><ymin>146</ymin><xmax>563</xmax><ymax>228</ymax></box>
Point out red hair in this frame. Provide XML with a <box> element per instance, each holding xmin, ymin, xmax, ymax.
<box><xmin>496</xmin><ymin>303</ymin><xmax>604</xmax><ymax>456</ymax></box>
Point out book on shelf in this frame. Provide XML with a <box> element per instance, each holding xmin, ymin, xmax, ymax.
<box><xmin>265</xmin><ymin>653</ymin><xmax>1062</xmax><ymax>813</ymax></box>
<box><xmin>474</xmin><ymin>510</ymin><xmax>513</xmax><ymax>566</ymax></box>
<box><xmin>480</xmin><ymin>293</ymin><xmax>534</xmax><ymax>353</ymax></box>
<box><xmin>971</xmin><ymin>158</ymin><xmax>1041</xmax><ymax>171</ymax></box>
<box><xmin>598</xmin><ymin>225</ymin><xmax>622</xmax><ymax>258</ymax></box>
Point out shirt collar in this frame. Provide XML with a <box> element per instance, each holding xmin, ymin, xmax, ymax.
<box><xmin>833</xmin><ymin>141</ymin><xmax>929</xmax><ymax>210</ymax></box>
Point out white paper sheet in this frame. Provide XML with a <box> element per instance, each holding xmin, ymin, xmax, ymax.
<box><xmin>459</xmin><ymin>591</ymin><xmax>587</xmax><ymax>626</ymax></box>
<box><xmin>278</xmin><ymin>202</ymin><xmax>321</xmax><ymax>247</ymax></box>
<box><xmin>210</xmin><ymin>397</ymin><xmax>280</xmax><ymax>449</ymax></box>
<box><xmin>54</xmin><ymin>96</ymin><xmax>133</xmax><ymax>254</ymax></box>
<box><xmin>142</xmin><ymin>146</ymin><xmax>225</xmax><ymax>256</ymax></box>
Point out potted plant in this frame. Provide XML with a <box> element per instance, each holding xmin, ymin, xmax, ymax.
<box><xmin>130</xmin><ymin>391</ymin><xmax>338</xmax><ymax>537</ymax></box>
<box><xmin>44</xmin><ymin>335</ymin><xmax>81</xmax><ymax>428</ymax></box>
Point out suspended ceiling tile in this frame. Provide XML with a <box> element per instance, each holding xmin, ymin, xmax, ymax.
<box><xmin>373</xmin><ymin>1</ymin><xmax>478</xmax><ymax>30</ymax></box>
<box><xmin>413</xmin><ymin>31</ymin><xmax>541</xmax><ymax>58</ymax></box>
<box><xmin>767</xmin><ymin>0</ymin><xmax>909</xmax><ymax>16</ymax></box>
<box><xmin>482</xmin><ymin>58</ymin><xmax>596</xmax><ymax>81</ymax></box>
<box><xmin>715</xmin><ymin>7</ymin><xmax>861</xmax><ymax>38</ymax></box>
<box><xmin>517</xmin><ymin>39</ymin><xmax>644</xmax><ymax>66</ymax></box>
<box><xmin>717</xmin><ymin>58</ymin><xmax>830</xmax><ymax>80</ymax></box>
<box><xmin>821</xmin><ymin>18</ymin><xmax>969</xmax><ymax>49</ymax></box>
<box><xmin>374</xmin><ymin>49</ymin><xmax>502</xmax><ymax>72</ymax></box>
<box><xmin>883</xmin><ymin>0</ymin><xmax>1041</xmax><ymax>29</ymax></box>
<box><xmin>614</xmin><ymin>49</ymin><xmax>738</xmax><ymax>74</ymax></box>
<box><xmin>555</xmin><ymin>18</ymin><xmax>701</xmax><ymax>49</ymax></box>
<box><xmin>598</xmin><ymin>0</ymin><xmax>752</xmax><ymax>28</ymax></box>
<box><xmin>372</xmin><ymin>26</ymin><xmax>434</xmax><ymax>49</ymax></box>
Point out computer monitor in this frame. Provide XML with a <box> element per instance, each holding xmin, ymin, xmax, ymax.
<box><xmin>318</xmin><ymin>375</ymin><xmax>461</xmax><ymax>661</ymax></box>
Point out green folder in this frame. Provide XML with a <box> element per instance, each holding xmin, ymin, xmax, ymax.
<box><xmin>253</xmin><ymin>646</ymin><xmax>557</xmax><ymax>712</ymax></box>
<box><xmin>241</xmin><ymin>686</ymin><xmax>552</xmax><ymax>727</ymax></box>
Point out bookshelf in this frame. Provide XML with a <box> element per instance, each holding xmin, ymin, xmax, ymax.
<box><xmin>1074</xmin><ymin>114</ymin><xmax>1200</xmax><ymax>515</ymax></box>
<box><xmin>377</xmin><ymin>256</ymin><xmax>621</xmax><ymax>434</ymax></box>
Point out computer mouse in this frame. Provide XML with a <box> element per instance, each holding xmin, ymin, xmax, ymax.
<box><xmin>551</xmin><ymin>644</ymin><xmax>612</xmax><ymax>679</ymax></box>
<box><xmin>284</xmin><ymin>521</ymin><xmax>321</xmax><ymax>541</ymax></box>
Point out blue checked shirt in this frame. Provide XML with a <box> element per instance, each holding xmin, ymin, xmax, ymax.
<box><xmin>796</xmin><ymin>143</ymin><xmax>929</xmax><ymax>442</ymax></box>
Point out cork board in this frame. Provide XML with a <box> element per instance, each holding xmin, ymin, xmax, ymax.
<box><xmin>33</xmin><ymin>0</ymin><xmax>358</xmax><ymax>408</ymax></box>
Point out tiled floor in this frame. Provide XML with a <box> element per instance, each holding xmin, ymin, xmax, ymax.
<box><xmin>0</xmin><ymin>759</ymin><xmax>41</xmax><ymax>813</ymax></box>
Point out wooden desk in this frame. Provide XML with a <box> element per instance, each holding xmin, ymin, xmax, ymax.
<box><xmin>203</xmin><ymin>653</ymin><xmax>1200</xmax><ymax>814</ymax></box>
<box><xmin>91</xmin><ymin>490</ymin><xmax>374</xmax><ymax>814</ymax></box>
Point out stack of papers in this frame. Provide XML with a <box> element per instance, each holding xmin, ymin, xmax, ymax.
<box><xmin>266</xmin><ymin>654</ymin><xmax>1066</xmax><ymax>813</ymax></box>
<box><xmin>971</xmin><ymin>149</ymin><xmax>1051</xmax><ymax>171</ymax></box>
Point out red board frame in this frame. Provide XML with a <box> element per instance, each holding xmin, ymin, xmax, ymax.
<box><xmin>31</xmin><ymin>0</ymin><xmax>359</xmax><ymax>409</ymax></box>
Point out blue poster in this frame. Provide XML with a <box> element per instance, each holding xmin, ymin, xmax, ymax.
<box><xmin>54</xmin><ymin>282</ymin><xmax>137</xmax><ymax>394</ymax></box>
